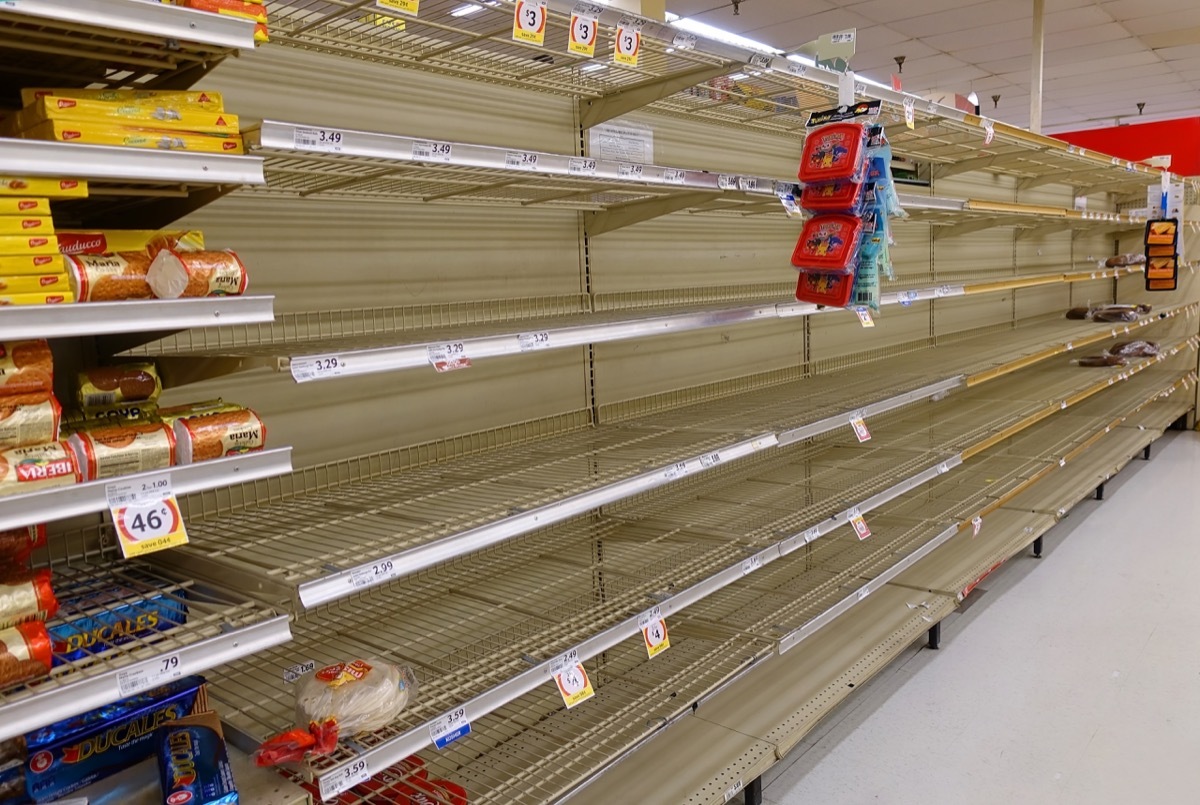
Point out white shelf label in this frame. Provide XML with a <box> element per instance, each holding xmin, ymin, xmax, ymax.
<box><xmin>412</xmin><ymin>140</ymin><xmax>453</xmax><ymax>162</ymax></box>
<box><xmin>937</xmin><ymin>462</ymin><xmax>950</xmax><ymax>475</ymax></box>
<box><xmin>698</xmin><ymin>451</ymin><xmax>722</xmax><ymax>468</ymax></box>
<box><xmin>550</xmin><ymin>648</ymin><xmax>580</xmax><ymax>676</ymax></box>
<box><xmin>429</xmin><ymin>707</ymin><xmax>471</xmax><ymax>749</ymax></box>
<box><xmin>804</xmin><ymin>526</ymin><xmax>821</xmax><ymax>544</ymax></box>
<box><xmin>857</xmin><ymin>585</ymin><xmax>870</xmax><ymax>602</ymax></box>
<box><xmin>350</xmin><ymin>557</ymin><xmax>399</xmax><ymax>588</ymax></box>
<box><xmin>849</xmin><ymin>411</ymin><xmax>871</xmax><ymax>442</ymax></box>
<box><xmin>293</xmin><ymin>126</ymin><xmax>345</xmax><ymax>153</ymax></box>
<box><xmin>291</xmin><ymin>355</ymin><xmax>347</xmax><ymax>382</ymax></box>
<box><xmin>428</xmin><ymin>342</ymin><xmax>471</xmax><ymax>372</ymax></box>
<box><xmin>982</xmin><ymin>119</ymin><xmax>995</xmax><ymax>146</ymax></box>
<box><xmin>663</xmin><ymin>461</ymin><xmax>689</xmax><ymax>480</ymax></box>
<box><xmin>788</xmin><ymin>62</ymin><xmax>807</xmax><ymax>77</ymax></box>
<box><xmin>568</xmin><ymin>157</ymin><xmax>597</xmax><ymax>176</ymax></box>
<box><xmin>320</xmin><ymin>758</ymin><xmax>370</xmax><ymax>801</ymax></box>
<box><xmin>748</xmin><ymin>53</ymin><xmax>773</xmax><ymax>70</ymax></box>
<box><xmin>672</xmin><ymin>32</ymin><xmax>698</xmax><ymax>50</ymax></box>
<box><xmin>724</xmin><ymin>781</ymin><xmax>745</xmax><ymax>802</ymax></box>
<box><xmin>971</xmin><ymin>516</ymin><xmax>983</xmax><ymax>537</ymax></box>
<box><xmin>618</xmin><ymin>162</ymin><xmax>644</xmax><ymax>179</ymax></box>
<box><xmin>116</xmin><ymin>654</ymin><xmax>183</xmax><ymax>697</ymax></box>
<box><xmin>283</xmin><ymin>660</ymin><xmax>316</xmax><ymax>684</ymax></box>
<box><xmin>518</xmin><ymin>331</ymin><xmax>551</xmax><ymax>351</ymax></box>
<box><xmin>738</xmin><ymin>177</ymin><xmax>760</xmax><ymax>191</ymax></box>
<box><xmin>717</xmin><ymin>175</ymin><xmax>738</xmax><ymax>190</ymax></box>
<box><xmin>506</xmin><ymin>150</ymin><xmax>540</xmax><ymax>170</ymax></box>
<box><xmin>903</xmin><ymin>96</ymin><xmax>916</xmax><ymax>130</ymax></box>
<box><xmin>663</xmin><ymin>168</ymin><xmax>687</xmax><ymax>185</ymax></box>
<box><xmin>741</xmin><ymin>555</ymin><xmax>762</xmax><ymax>575</ymax></box>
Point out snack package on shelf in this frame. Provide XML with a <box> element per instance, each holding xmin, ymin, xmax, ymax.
<box><xmin>10</xmin><ymin>97</ymin><xmax>239</xmax><ymax>136</ymax></box>
<box><xmin>22</xmin><ymin>120</ymin><xmax>245</xmax><ymax>155</ymax></box>
<box><xmin>0</xmin><ymin>199</ymin><xmax>50</xmax><ymax>216</ymax></box>
<box><xmin>156</xmin><ymin>399</ymin><xmax>241</xmax><ymax>426</ymax></box>
<box><xmin>172</xmin><ymin>0</ymin><xmax>271</xmax><ymax>42</ymax></box>
<box><xmin>0</xmin><ymin>341</ymin><xmax>53</xmax><ymax>397</ymax></box>
<box><xmin>156</xmin><ymin>711</ymin><xmax>239</xmax><ymax>805</ymax></box>
<box><xmin>0</xmin><ymin>392</ymin><xmax>62</xmax><ymax>450</ymax></box>
<box><xmin>77</xmin><ymin>364</ymin><xmax>162</xmax><ymax>410</ymax></box>
<box><xmin>173</xmin><ymin>407</ymin><xmax>265</xmax><ymax>463</ymax></box>
<box><xmin>254</xmin><ymin>659</ymin><xmax>417</xmax><ymax>766</ymax></box>
<box><xmin>57</xmin><ymin>229</ymin><xmax>204</xmax><ymax>257</ymax></box>
<box><xmin>69</xmin><ymin>422</ymin><xmax>177</xmax><ymax>481</ymax></box>
<box><xmin>0</xmin><ymin>235</ymin><xmax>59</xmax><ymax>256</ymax></box>
<box><xmin>0</xmin><ymin>179</ymin><xmax>87</xmax><ymax>199</ymax></box>
<box><xmin>66</xmin><ymin>252</ymin><xmax>154</xmax><ymax>302</ymax></box>
<box><xmin>0</xmin><ymin>525</ymin><xmax>46</xmax><ymax>570</ymax></box>
<box><xmin>0</xmin><ymin>442</ymin><xmax>80</xmax><ymax>497</ymax></box>
<box><xmin>0</xmin><ymin>675</ymin><xmax>207</xmax><ymax>802</ymax></box>
<box><xmin>0</xmin><ymin>620</ymin><xmax>51</xmax><ymax>687</ymax></box>
<box><xmin>1104</xmin><ymin>253</ymin><xmax>1147</xmax><ymax>268</ymax></box>
<box><xmin>49</xmin><ymin>575</ymin><xmax>188</xmax><ymax>663</ymax></box>
<box><xmin>20</xmin><ymin>89</ymin><xmax>224</xmax><ymax>112</ymax></box>
<box><xmin>0</xmin><ymin>254</ymin><xmax>64</xmax><ymax>277</ymax></box>
<box><xmin>147</xmin><ymin>249</ymin><xmax>248</xmax><ymax>298</ymax></box>
<box><xmin>0</xmin><ymin>274</ymin><xmax>70</xmax><ymax>296</ymax></box>
<box><xmin>0</xmin><ymin>217</ymin><xmax>53</xmax><ymax>236</ymax></box>
<box><xmin>1108</xmin><ymin>340</ymin><xmax>1159</xmax><ymax>357</ymax></box>
<box><xmin>0</xmin><ymin>291</ymin><xmax>73</xmax><ymax>305</ymax></box>
<box><xmin>61</xmin><ymin>401</ymin><xmax>159</xmax><ymax>434</ymax></box>
<box><xmin>0</xmin><ymin>568</ymin><xmax>58</xmax><ymax>629</ymax></box>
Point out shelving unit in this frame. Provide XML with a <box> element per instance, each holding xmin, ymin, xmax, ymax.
<box><xmin>4</xmin><ymin>3</ymin><xmax>1197</xmax><ymax>804</ymax></box>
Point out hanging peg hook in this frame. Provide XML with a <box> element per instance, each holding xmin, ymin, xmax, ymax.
<box><xmin>894</xmin><ymin>55</ymin><xmax>905</xmax><ymax>73</ymax></box>
<box><xmin>992</xmin><ymin>94</ymin><xmax>1001</xmax><ymax>109</ymax></box>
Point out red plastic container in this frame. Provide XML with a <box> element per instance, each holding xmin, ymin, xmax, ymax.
<box><xmin>800</xmin><ymin>179</ymin><xmax>866</xmax><ymax>213</ymax></box>
<box><xmin>795</xmin><ymin>270</ymin><xmax>855</xmax><ymax>308</ymax></box>
<box><xmin>799</xmin><ymin>122</ymin><xmax>867</xmax><ymax>183</ymax></box>
<box><xmin>791</xmin><ymin>214</ymin><xmax>864</xmax><ymax>273</ymax></box>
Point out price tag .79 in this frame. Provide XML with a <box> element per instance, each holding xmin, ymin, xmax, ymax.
<box><xmin>106</xmin><ymin>473</ymin><xmax>188</xmax><ymax>559</ymax></box>
<box><xmin>116</xmin><ymin>653</ymin><xmax>183</xmax><ymax>696</ymax></box>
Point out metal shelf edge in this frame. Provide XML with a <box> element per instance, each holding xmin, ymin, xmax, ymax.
<box><xmin>0</xmin><ymin>0</ymin><xmax>257</xmax><ymax>50</ymax></box>
<box><xmin>0</xmin><ymin>138</ymin><xmax>265</xmax><ymax>185</ymax></box>
<box><xmin>0</xmin><ymin>614</ymin><xmax>292</xmax><ymax>743</ymax></box>
<box><xmin>0</xmin><ymin>295</ymin><xmax>275</xmax><ymax>341</ymax></box>
<box><xmin>0</xmin><ymin>447</ymin><xmax>293</xmax><ymax>531</ymax></box>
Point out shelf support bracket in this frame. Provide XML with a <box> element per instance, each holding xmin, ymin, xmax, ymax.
<box><xmin>927</xmin><ymin>621</ymin><xmax>941</xmax><ymax>650</ymax></box>
<box><xmin>584</xmin><ymin>191</ymin><xmax>720</xmax><ymax>236</ymax></box>
<box><xmin>580</xmin><ymin>64</ymin><xmax>737</xmax><ymax>129</ymax></box>
<box><xmin>1095</xmin><ymin>482</ymin><xmax>1105</xmax><ymax>500</ymax></box>
<box><xmin>1032</xmin><ymin>536</ymin><xmax>1044</xmax><ymax>557</ymax></box>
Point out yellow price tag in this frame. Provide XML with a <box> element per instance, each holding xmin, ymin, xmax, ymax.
<box><xmin>639</xmin><ymin>607</ymin><xmax>670</xmax><ymax>659</ymax></box>
<box><xmin>550</xmin><ymin>649</ymin><xmax>595</xmax><ymax>708</ymax></box>
<box><xmin>614</xmin><ymin>22</ymin><xmax>641</xmax><ymax>66</ymax></box>
<box><xmin>375</xmin><ymin>0</ymin><xmax>419</xmax><ymax>16</ymax></box>
<box><xmin>106</xmin><ymin>474</ymin><xmax>189</xmax><ymax>558</ymax></box>
<box><xmin>513</xmin><ymin>0</ymin><xmax>548</xmax><ymax>46</ymax></box>
<box><xmin>569</xmin><ymin>10</ymin><xmax>599</xmax><ymax>57</ymax></box>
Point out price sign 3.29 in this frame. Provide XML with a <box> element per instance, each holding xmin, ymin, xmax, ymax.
<box><xmin>106</xmin><ymin>473</ymin><xmax>189</xmax><ymax>558</ymax></box>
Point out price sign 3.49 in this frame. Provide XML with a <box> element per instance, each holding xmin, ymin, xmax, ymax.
<box><xmin>106</xmin><ymin>473</ymin><xmax>189</xmax><ymax>558</ymax></box>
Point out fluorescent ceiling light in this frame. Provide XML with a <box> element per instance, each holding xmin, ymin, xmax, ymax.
<box><xmin>786</xmin><ymin>54</ymin><xmax>816</xmax><ymax>67</ymax></box>
<box><xmin>664</xmin><ymin>11</ymin><xmax>783</xmax><ymax>55</ymax></box>
<box><xmin>581</xmin><ymin>62</ymin><xmax>607</xmax><ymax>73</ymax></box>
<box><xmin>450</xmin><ymin>3</ymin><xmax>484</xmax><ymax>16</ymax></box>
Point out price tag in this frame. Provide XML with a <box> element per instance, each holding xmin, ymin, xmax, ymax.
<box><xmin>738</xmin><ymin>177</ymin><xmax>760</xmax><ymax>191</ymax></box>
<box><xmin>848</xmin><ymin>508</ymin><xmax>871</xmax><ymax>540</ymax></box>
<box><xmin>903</xmin><ymin>97</ymin><xmax>916</xmax><ymax>130</ymax></box>
<box><xmin>412</xmin><ymin>140</ymin><xmax>453</xmax><ymax>162</ymax></box>
<box><xmin>638</xmin><ymin>606</ymin><xmax>670</xmax><ymax>658</ymax></box>
<box><xmin>618</xmin><ymin>162</ymin><xmax>644</xmax><ymax>179</ymax></box>
<box><xmin>518</xmin><ymin>331</ymin><xmax>551</xmax><ymax>351</ymax></box>
<box><xmin>854</xmin><ymin>306</ymin><xmax>875</xmax><ymax>327</ymax></box>
<box><xmin>741</xmin><ymin>555</ymin><xmax>762</xmax><ymax>575</ymax></box>
<box><xmin>427</xmin><ymin>342</ymin><xmax>471</xmax><ymax>372</ymax></box>
<box><xmin>429</xmin><ymin>707</ymin><xmax>471</xmax><ymax>749</ymax></box>
<box><xmin>935</xmin><ymin>285</ymin><xmax>953</xmax><ymax>298</ymax></box>
<box><xmin>293</xmin><ymin>126</ymin><xmax>345</xmax><ymax>153</ymax></box>
<box><xmin>982</xmin><ymin>119</ymin><xmax>995</xmax><ymax>146</ymax></box>
<box><xmin>350</xmin><ymin>557</ymin><xmax>399</xmax><ymax>588</ymax></box>
<box><xmin>116</xmin><ymin>653</ymin><xmax>184</xmax><ymax>696</ymax></box>
<box><xmin>672</xmin><ymin>32</ymin><xmax>698</xmax><ymax>50</ymax></box>
<box><xmin>857</xmin><ymin>585</ymin><xmax>870</xmax><ymax>602</ymax></box>
<box><xmin>283</xmin><ymin>660</ymin><xmax>316</xmax><ymax>684</ymax></box>
<box><xmin>971</xmin><ymin>516</ymin><xmax>983</xmax><ymax>537</ymax></box>
<box><xmin>849</xmin><ymin>412</ymin><xmax>871</xmax><ymax>442</ymax></box>
<box><xmin>291</xmin><ymin>355</ymin><xmax>347</xmax><ymax>382</ymax></box>
<box><xmin>106</xmin><ymin>474</ymin><xmax>188</xmax><ymax>559</ymax></box>
<box><xmin>320</xmin><ymin>758</ymin><xmax>371</xmax><ymax>801</ymax></box>
<box><xmin>506</xmin><ymin>150</ymin><xmax>540</xmax><ymax>170</ymax></box>
<box><xmin>551</xmin><ymin>655</ymin><xmax>595</xmax><ymax>709</ymax></box>
<box><xmin>804</xmin><ymin>526</ymin><xmax>820</xmax><ymax>544</ymax></box>
<box><xmin>513</xmin><ymin>0</ymin><xmax>547</xmax><ymax>46</ymax></box>
<box><xmin>663</xmin><ymin>168</ymin><xmax>687</xmax><ymax>185</ymax></box>
<box><xmin>1059</xmin><ymin>458</ymin><xmax>1067</xmax><ymax>468</ymax></box>
<box><xmin>717</xmin><ymin>174</ymin><xmax>738</xmax><ymax>190</ymax></box>
<box><xmin>568</xmin><ymin>157</ymin><xmax>597</xmax><ymax>176</ymax></box>
<box><xmin>937</xmin><ymin>462</ymin><xmax>950</xmax><ymax>475</ymax></box>
<box><xmin>787</xmin><ymin>62</ymin><xmax>807</xmax><ymax>77</ymax></box>
<box><xmin>724</xmin><ymin>781</ymin><xmax>745</xmax><ymax>802</ymax></box>
<box><xmin>614</xmin><ymin>19</ymin><xmax>642</xmax><ymax>66</ymax></box>
<box><xmin>376</xmin><ymin>0</ymin><xmax>419</xmax><ymax>15</ymax></box>
<box><xmin>568</xmin><ymin>4</ymin><xmax>601</xmax><ymax>57</ymax></box>
<box><xmin>698</xmin><ymin>451</ymin><xmax>722</xmax><ymax>468</ymax></box>
<box><xmin>663</xmin><ymin>461</ymin><xmax>689</xmax><ymax>480</ymax></box>
<box><xmin>748</xmin><ymin>53</ymin><xmax>773</xmax><ymax>70</ymax></box>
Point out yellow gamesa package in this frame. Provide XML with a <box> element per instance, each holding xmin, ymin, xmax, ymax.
<box><xmin>0</xmin><ymin>235</ymin><xmax>58</xmax><ymax>256</ymax></box>
<box><xmin>23</xmin><ymin>120</ymin><xmax>245</xmax><ymax>155</ymax></box>
<box><xmin>0</xmin><ymin>291</ymin><xmax>73</xmax><ymax>305</ymax></box>
<box><xmin>20</xmin><ymin>88</ymin><xmax>224</xmax><ymax>112</ymax></box>
<box><xmin>0</xmin><ymin>274</ymin><xmax>69</xmax><ymax>295</ymax></box>
<box><xmin>16</xmin><ymin>97</ymin><xmax>240</xmax><ymax>135</ymax></box>
<box><xmin>0</xmin><ymin>178</ymin><xmax>87</xmax><ymax>198</ymax></box>
<box><xmin>0</xmin><ymin>254</ymin><xmax>64</xmax><ymax>276</ymax></box>
<box><xmin>0</xmin><ymin>217</ymin><xmax>53</xmax><ymax>236</ymax></box>
<box><xmin>0</xmin><ymin>199</ymin><xmax>50</xmax><ymax>215</ymax></box>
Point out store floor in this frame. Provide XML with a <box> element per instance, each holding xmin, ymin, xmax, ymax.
<box><xmin>757</xmin><ymin>429</ymin><xmax>1200</xmax><ymax>805</ymax></box>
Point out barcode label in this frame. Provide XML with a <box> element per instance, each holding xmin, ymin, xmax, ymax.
<box><xmin>293</xmin><ymin>127</ymin><xmax>345</xmax><ymax>153</ymax></box>
<box><xmin>663</xmin><ymin>168</ymin><xmax>686</xmax><ymax>184</ymax></box>
<box><xmin>619</xmin><ymin>163</ymin><xmax>644</xmax><ymax>179</ymax></box>
<box><xmin>568</xmin><ymin>157</ymin><xmax>597</xmax><ymax>176</ymax></box>
<box><xmin>83</xmin><ymin>391</ymin><xmax>116</xmax><ymax>408</ymax></box>
<box><xmin>412</xmin><ymin>140</ymin><xmax>453</xmax><ymax>162</ymax></box>
<box><xmin>506</xmin><ymin>151</ymin><xmax>539</xmax><ymax>170</ymax></box>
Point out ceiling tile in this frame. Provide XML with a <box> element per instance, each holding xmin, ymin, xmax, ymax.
<box><xmin>1122</xmin><ymin>9</ymin><xmax>1200</xmax><ymax>35</ymax></box>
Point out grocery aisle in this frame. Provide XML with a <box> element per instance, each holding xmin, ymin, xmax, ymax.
<box><xmin>760</xmin><ymin>430</ymin><xmax>1200</xmax><ymax>805</ymax></box>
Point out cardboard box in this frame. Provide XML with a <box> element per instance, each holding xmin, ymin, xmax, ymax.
<box><xmin>23</xmin><ymin>120</ymin><xmax>245</xmax><ymax>155</ymax></box>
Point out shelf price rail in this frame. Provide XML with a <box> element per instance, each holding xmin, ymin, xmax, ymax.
<box><xmin>147</xmin><ymin>303</ymin><xmax>1197</xmax><ymax>613</ymax></box>
<box><xmin>225</xmin><ymin>339</ymin><xmax>1198</xmax><ymax>800</ymax></box>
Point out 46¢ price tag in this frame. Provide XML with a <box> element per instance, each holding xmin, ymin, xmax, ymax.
<box><xmin>106</xmin><ymin>473</ymin><xmax>188</xmax><ymax>559</ymax></box>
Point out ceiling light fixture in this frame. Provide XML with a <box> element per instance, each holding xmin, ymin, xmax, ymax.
<box><xmin>665</xmin><ymin>11</ymin><xmax>783</xmax><ymax>54</ymax></box>
<box><xmin>449</xmin><ymin>3</ymin><xmax>484</xmax><ymax>16</ymax></box>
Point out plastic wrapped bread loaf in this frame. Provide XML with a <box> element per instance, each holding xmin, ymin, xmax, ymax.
<box><xmin>69</xmin><ymin>422</ymin><xmax>176</xmax><ymax>481</ymax></box>
<box><xmin>0</xmin><ymin>442</ymin><xmax>80</xmax><ymax>496</ymax></box>
<box><xmin>77</xmin><ymin>363</ymin><xmax>161</xmax><ymax>410</ymax></box>
<box><xmin>146</xmin><ymin>249</ymin><xmax>247</xmax><ymax>299</ymax></box>
<box><xmin>0</xmin><ymin>525</ymin><xmax>46</xmax><ymax>569</ymax></box>
<box><xmin>66</xmin><ymin>252</ymin><xmax>153</xmax><ymax>302</ymax></box>
<box><xmin>1108</xmin><ymin>340</ymin><xmax>1159</xmax><ymax>358</ymax></box>
<box><xmin>0</xmin><ymin>392</ymin><xmax>61</xmax><ymax>450</ymax></box>
<box><xmin>0</xmin><ymin>568</ymin><xmax>58</xmax><ymax>629</ymax></box>
<box><xmin>0</xmin><ymin>621</ymin><xmax>51</xmax><ymax>686</ymax></box>
<box><xmin>173</xmin><ymin>407</ymin><xmax>264</xmax><ymax>463</ymax></box>
<box><xmin>0</xmin><ymin>340</ymin><xmax>52</xmax><ymax>397</ymax></box>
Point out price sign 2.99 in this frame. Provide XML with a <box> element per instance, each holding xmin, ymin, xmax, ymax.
<box><xmin>513</xmin><ymin>0</ymin><xmax>548</xmax><ymax>46</ymax></box>
<box><xmin>106</xmin><ymin>473</ymin><xmax>189</xmax><ymax>558</ymax></box>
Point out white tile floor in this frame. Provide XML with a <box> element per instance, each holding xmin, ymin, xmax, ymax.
<box><xmin>759</xmin><ymin>430</ymin><xmax>1200</xmax><ymax>805</ymax></box>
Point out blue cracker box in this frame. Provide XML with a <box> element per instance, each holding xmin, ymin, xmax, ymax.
<box><xmin>156</xmin><ymin>712</ymin><xmax>238</xmax><ymax>805</ymax></box>
<box><xmin>1</xmin><ymin>675</ymin><xmax>206</xmax><ymax>803</ymax></box>
<box><xmin>47</xmin><ymin>578</ymin><xmax>189</xmax><ymax>665</ymax></box>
